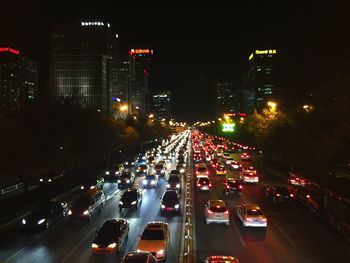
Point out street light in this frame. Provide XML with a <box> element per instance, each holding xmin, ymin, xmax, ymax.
<box><xmin>302</xmin><ymin>104</ymin><xmax>314</xmax><ymax>113</ymax></box>
<box><xmin>148</xmin><ymin>114</ymin><xmax>154</xmax><ymax>118</ymax></box>
<box><xmin>119</xmin><ymin>104</ymin><xmax>128</xmax><ymax>112</ymax></box>
<box><xmin>267</xmin><ymin>101</ymin><xmax>277</xmax><ymax>109</ymax></box>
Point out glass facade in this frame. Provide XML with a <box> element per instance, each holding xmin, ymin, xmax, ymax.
<box><xmin>152</xmin><ymin>90</ymin><xmax>171</xmax><ymax>120</ymax></box>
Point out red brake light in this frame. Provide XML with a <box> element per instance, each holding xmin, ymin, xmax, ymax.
<box><xmin>208</xmin><ymin>209</ymin><xmax>213</xmax><ymax>214</ymax></box>
<box><xmin>209</xmin><ymin>183</ymin><xmax>212</xmax><ymax>187</ymax></box>
<box><xmin>197</xmin><ymin>183</ymin><xmax>201</xmax><ymax>187</ymax></box>
<box><xmin>261</xmin><ymin>218</ymin><xmax>267</xmax><ymax>222</ymax></box>
<box><xmin>246</xmin><ymin>217</ymin><xmax>253</xmax><ymax>222</ymax></box>
<box><xmin>226</xmin><ymin>185</ymin><xmax>230</xmax><ymax>189</ymax></box>
<box><xmin>239</xmin><ymin>185</ymin><xmax>243</xmax><ymax>189</ymax></box>
<box><xmin>224</xmin><ymin>210</ymin><xmax>229</xmax><ymax>215</ymax></box>
<box><xmin>196</xmin><ymin>171</ymin><xmax>199</xmax><ymax>174</ymax></box>
<box><xmin>276</xmin><ymin>193</ymin><xmax>280</xmax><ymax>197</ymax></box>
<box><xmin>206</xmin><ymin>171</ymin><xmax>209</xmax><ymax>174</ymax></box>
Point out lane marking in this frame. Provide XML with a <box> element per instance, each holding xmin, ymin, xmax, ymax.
<box><xmin>231</xmin><ymin>217</ymin><xmax>246</xmax><ymax>247</ymax></box>
<box><xmin>270</xmin><ymin>218</ymin><xmax>297</xmax><ymax>248</ymax></box>
<box><xmin>6</xmin><ymin>234</ymin><xmax>43</xmax><ymax>261</ymax></box>
<box><xmin>61</xmin><ymin>227</ymin><xmax>96</xmax><ymax>262</ymax></box>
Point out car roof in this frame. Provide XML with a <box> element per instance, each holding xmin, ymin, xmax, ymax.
<box><xmin>145</xmin><ymin>221</ymin><xmax>168</xmax><ymax>229</ymax></box>
<box><xmin>122</xmin><ymin>251</ymin><xmax>154</xmax><ymax>261</ymax></box>
<box><xmin>242</xmin><ymin>204</ymin><xmax>261</xmax><ymax>210</ymax></box>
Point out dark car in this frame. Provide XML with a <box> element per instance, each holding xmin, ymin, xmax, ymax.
<box><xmin>136</xmin><ymin>164</ymin><xmax>149</xmax><ymax>176</ymax></box>
<box><xmin>21</xmin><ymin>200</ymin><xmax>68</xmax><ymax>230</ymax></box>
<box><xmin>103</xmin><ymin>164</ymin><xmax>124</xmax><ymax>181</ymax></box>
<box><xmin>223</xmin><ymin>178</ymin><xmax>242</xmax><ymax>195</ymax></box>
<box><xmin>176</xmin><ymin>163</ymin><xmax>186</xmax><ymax>174</ymax></box>
<box><xmin>266</xmin><ymin>186</ymin><xmax>293</xmax><ymax>202</ymax></box>
<box><xmin>117</xmin><ymin>170</ymin><xmax>135</xmax><ymax>188</ymax></box>
<box><xmin>166</xmin><ymin>174</ymin><xmax>182</xmax><ymax>192</ymax></box>
<box><xmin>81</xmin><ymin>176</ymin><xmax>104</xmax><ymax>191</ymax></box>
<box><xmin>142</xmin><ymin>174</ymin><xmax>158</xmax><ymax>188</ymax></box>
<box><xmin>196</xmin><ymin>177</ymin><xmax>212</xmax><ymax>191</ymax></box>
<box><xmin>121</xmin><ymin>251</ymin><xmax>157</xmax><ymax>263</ymax></box>
<box><xmin>169</xmin><ymin>169</ymin><xmax>181</xmax><ymax>177</ymax></box>
<box><xmin>160</xmin><ymin>190</ymin><xmax>181</xmax><ymax>215</ymax></box>
<box><xmin>119</xmin><ymin>188</ymin><xmax>143</xmax><ymax>211</ymax></box>
<box><xmin>154</xmin><ymin>163</ymin><xmax>166</xmax><ymax>177</ymax></box>
<box><xmin>91</xmin><ymin>218</ymin><xmax>129</xmax><ymax>254</ymax></box>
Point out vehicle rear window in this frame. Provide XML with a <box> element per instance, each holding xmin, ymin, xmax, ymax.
<box><xmin>141</xmin><ymin>229</ymin><xmax>164</xmax><ymax>240</ymax></box>
<box><xmin>247</xmin><ymin>209</ymin><xmax>263</xmax><ymax>216</ymax></box>
<box><xmin>210</xmin><ymin>206</ymin><xmax>227</xmax><ymax>213</ymax></box>
<box><xmin>228</xmin><ymin>181</ymin><xmax>238</xmax><ymax>187</ymax></box>
<box><xmin>198</xmin><ymin>167</ymin><xmax>207</xmax><ymax>172</ymax></box>
<box><xmin>121</xmin><ymin>173</ymin><xmax>130</xmax><ymax>178</ymax></box>
<box><xmin>155</xmin><ymin>165</ymin><xmax>163</xmax><ymax>169</ymax></box>
<box><xmin>145</xmin><ymin>175</ymin><xmax>155</xmax><ymax>180</ymax></box>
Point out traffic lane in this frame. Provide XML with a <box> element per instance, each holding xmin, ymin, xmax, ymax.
<box><xmin>244</xmin><ymin>182</ymin><xmax>350</xmax><ymax>262</ymax></box>
<box><xmin>195</xmin><ymin>166</ymin><xmax>302</xmax><ymax>263</ymax></box>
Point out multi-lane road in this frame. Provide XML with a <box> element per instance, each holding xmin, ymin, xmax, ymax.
<box><xmin>193</xmin><ymin>153</ymin><xmax>350</xmax><ymax>263</ymax></box>
<box><xmin>0</xmin><ymin>160</ymin><xmax>184</xmax><ymax>263</ymax></box>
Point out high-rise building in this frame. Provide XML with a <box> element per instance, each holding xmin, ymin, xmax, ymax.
<box><xmin>152</xmin><ymin>90</ymin><xmax>171</xmax><ymax>120</ymax></box>
<box><xmin>0</xmin><ymin>47</ymin><xmax>38</xmax><ymax>110</ymax></box>
<box><xmin>243</xmin><ymin>49</ymin><xmax>278</xmax><ymax>113</ymax></box>
<box><xmin>50</xmin><ymin>21</ymin><xmax>117</xmax><ymax>115</ymax></box>
<box><xmin>129</xmin><ymin>49</ymin><xmax>153</xmax><ymax>116</ymax></box>
<box><xmin>215</xmin><ymin>80</ymin><xmax>240</xmax><ymax>115</ymax></box>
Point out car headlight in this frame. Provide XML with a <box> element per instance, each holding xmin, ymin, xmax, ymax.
<box><xmin>108</xmin><ymin>243</ymin><xmax>117</xmax><ymax>248</ymax></box>
<box><xmin>91</xmin><ymin>243</ymin><xmax>98</xmax><ymax>248</ymax></box>
<box><xmin>48</xmin><ymin>179</ymin><xmax>52</xmax><ymax>182</ymax></box>
<box><xmin>151</xmin><ymin>180</ymin><xmax>156</xmax><ymax>185</ymax></box>
<box><xmin>119</xmin><ymin>201</ymin><xmax>123</xmax><ymax>205</ymax></box>
<box><xmin>38</xmin><ymin>219</ymin><xmax>46</xmax><ymax>225</ymax></box>
<box><xmin>131</xmin><ymin>201</ymin><xmax>137</xmax><ymax>205</ymax></box>
<box><xmin>68</xmin><ymin>210</ymin><xmax>72</xmax><ymax>215</ymax></box>
<box><xmin>143</xmin><ymin>180</ymin><xmax>147</xmax><ymax>185</ymax></box>
<box><xmin>166</xmin><ymin>184</ymin><xmax>170</xmax><ymax>188</ymax></box>
<box><xmin>180</xmin><ymin>168</ymin><xmax>185</xmax><ymax>173</ymax></box>
<box><xmin>83</xmin><ymin>210</ymin><xmax>89</xmax><ymax>215</ymax></box>
<box><xmin>22</xmin><ymin>219</ymin><xmax>26</xmax><ymax>225</ymax></box>
<box><xmin>126</xmin><ymin>180</ymin><xmax>130</xmax><ymax>183</ymax></box>
<box><xmin>105</xmin><ymin>171</ymin><xmax>110</xmax><ymax>175</ymax></box>
<box><xmin>39</xmin><ymin>178</ymin><xmax>43</xmax><ymax>182</ymax></box>
<box><xmin>176</xmin><ymin>184</ymin><xmax>180</xmax><ymax>188</ymax></box>
<box><xmin>174</xmin><ymin>204</ymin><xmax>180</xmax><ymax>209</ymax></box>
<box><xmin>157</xmin><ymin>249</ymin><xmax>164</xmax><ymax>256</ymax></box>
<box><xmin>90</xmin><ymin>186</ymin><xmax>95</xmax><ymax>189</ymax></box>
<box><xmin>117</xmin><ymin>180</ymin><xmax>121</xmax><ymax>183</ymax></box>
<box><xmin>80</xmin><ymin>186</ymin><xmax>85</xmax><ymax>190</ymax></box>
<box><xmin>161</xmin><ymin>205</ymin><xmax>166</xmax><ymax>209</ymax></box>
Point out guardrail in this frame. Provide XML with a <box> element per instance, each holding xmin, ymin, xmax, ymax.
<box><xmin>0</xmin><ymin>183</ymin><xmax>24</xmax><ymax>196</ymax></box>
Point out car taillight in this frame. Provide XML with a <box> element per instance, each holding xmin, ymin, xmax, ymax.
<box><xmin>206</xmin><ymin>171</ymin><xmax>209</xmax><ymax>175</ymax></box>
<box><xmin>290</xmin><ymin>193</ymin><xmax>294</xmax><ymax>197</ymax></box>
<box><xmin>224</xmin><ymin>210</ymin><xmax>229</xmax><ymax>215</ymax></box>
<box><xmin>249</xmin><ymin>172</ymin><xmax>253</xmax><ymax>175</ymax></box>
<box><xmin>226</xmin><ymin>185</ymin><xmax>230</xmax><ymax>189</ymax></box>
<box><xmin>261</xmin><ymin>218</ymin><xmax>267</xmax><ymax>222</ymax></box>
<box><xmin>197</xmin><ymin>183</ymin><xmax>201</xmax><ymax>187</ymax></box>
<box><xmin>246</xmin><ymin>217</ymin><xmax>253</xmax><ymax>222</ymax></box>
<box><xmin>276</xmin><ymin>193</ymin><xmax>280</xmax><ymax>197</ymax></box>
<box><xmin>196</xmin><ymin>171</ymin><xmax>199</xmax><ymax>174</ymax></box>
<box><xmin>254</xmin><ymin>177</ymin><xmax>258</xmax><ymax>180</ymax></box>
<box><xmin>208</xmin><ymin>209</ymin><xmax>213</xmax><ymax>214</ymax></box>
<box><xmin>209</xmin><ymin>183</ymin><xmax>212</xmax><ymax>187</ymax></box>
<box><xmin>239</xmin><ymin>185</ymin><xmax>243</xmax><ymax>189</ymax></box>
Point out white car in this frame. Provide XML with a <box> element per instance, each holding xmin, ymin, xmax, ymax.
<box><xmin>136</xmin><ymin>221</ymin><xmax>170</xmax><ymax>262</ymax></box>
<box><xmin>236</xmin><ymin>204</ymin><xmax>267</xmax><ymax>228</ymax></box>
<box><xmin>225</xmin><ymin>157</ymin><xmax>234</xmax><ymax>165</ymax></box>
<box><xmin>204</xmin><ymin>200</ymin><xmax>229</xmax><ymax>225</ymax></box>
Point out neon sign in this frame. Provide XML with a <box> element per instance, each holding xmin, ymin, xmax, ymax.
<box><xmin>129</xmin><ymin>49</ymin><xmax>154</xmax><ymax>55</ymax></box>
<box><xmin>81</xmin><ymin>22</ymin><xmax>105</xmax><ymax>26</ymax></box>
<box><xmin>222</xmin><ymin>123</ymin><xmax>235</xmax><ymax>132</ymax></box>
<box><xmin>0</xmin><ymin>47</ymin><xmax>20</xmax><ymax>55</ymax></box>
<box><xmin>255</xmin><ymin>49</ymin><xmax>277</xmax><ymax>55</ymax></box>
<box><xmin>249</xmin><ymin>53</ymin><xmax>254</xmax><ymax>60</ymax></box>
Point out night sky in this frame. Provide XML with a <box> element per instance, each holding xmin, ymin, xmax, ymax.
<box><xmin>1</xmin><ymin>1</ymin><xmax>349</xmax><ymax>121</ymax></box>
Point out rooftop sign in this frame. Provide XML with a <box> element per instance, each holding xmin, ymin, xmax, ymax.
<box><xmin>0</xmin><ymin>47</ymin><xmax>20</xmax><ymax>55</ymax></box>
<box><xmin>129</xmin><ymin>49</ymin><xmax>154</xmax><ymax>55</ymax></box>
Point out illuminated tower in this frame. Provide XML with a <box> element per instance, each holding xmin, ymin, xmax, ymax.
<box><xmin>243</xmin><ymin>49</ymin><xmax>278</xmax><ymax>113</ymax></box>
<box><xmin>50</xmin><ymin>21</ymin><xmax>117</xmax><ymax>115</ymax></box>
<box><xmin>0</xmin><ymin>47</ymin><xmax>38</xmax><ymax>110</ymax></box>
<box><xmin>129</xmin><ymin>49</ymin><xmax>153</xmax><ymax>116</ymax></box>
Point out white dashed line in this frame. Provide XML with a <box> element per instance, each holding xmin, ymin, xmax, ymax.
<box><xmin>231</xmin><ymin>217</ymin><xmax>246</xmax><ymax>247</ymax></box>
<box><xmin>270</xmin><ymin>218</ymin><xmax>297</xmax><ymax>248</ymax></box>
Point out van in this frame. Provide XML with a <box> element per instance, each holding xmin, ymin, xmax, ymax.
<box><xmin>68</xmin><ymin>189</ymin><xmax>105</xmax><ymax>221</ymax></box>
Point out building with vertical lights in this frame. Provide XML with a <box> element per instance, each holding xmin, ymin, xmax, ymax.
<box><xmin>215</xmin><ymin>80</ymin><xmax>242</xmax><ymax>115</ymax></box>
<box><xmin>152</xmin><ymin>90</ymin><xmax>171</xmax><ymax>120</ymax></box>
<box><xmin>50</xmin><ymin>21</ymin><xmax>117</xmax><ymax>115</ymax></box>
<box><xmin>243</xmin><ymin>49</ymin><xmax>278</xmax><ymax>113</ymax></box>
<box><xmin>129</xmin><ymin>48</ymin><xmax>153</xmax><ymax>116</ymax></box>
<box><xmin>0</xmin><ymin>47</ymin><xmax>38</xmax><ymax>110</ymax></box>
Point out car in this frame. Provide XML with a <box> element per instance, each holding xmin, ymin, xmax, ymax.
<box><xmin>240</xmin><ymin>167</ymin><xmax>259</xmax><ymax>183</ymax></box>
<box><xmin>136</xmin><ymin>221</ymin><xmax>170</xmax><ymax>262</ymax></box>
<box><xmin>236</xmin><ymin>204</ymin><xmax>267</xmax><ymax>228</ymax></box>
<box><xmin>240</xmin><ymin>152</ymin><xmax>250</xmax><ymax>161</ymax></box>
<box><xmin>215</xmin><ymin>164</ymin><xmax>226</xmax><ymax>175</ymax></box>
<box><xmin>154</xmin><ymin>163</ymin><xmax>167</xmax><ymax>177</ymax></box>
<box><xmin>160</xmin><ymin>190</ymin><xmax>181</xmax><ymax>215</ymax></box>
<box><xmin>103</xmin><ymin>164</ymin><xmax>124</xmax><ymax>180</ymax></box>
<box><xmin>117</xmin><ymin>170</ymin><xmax>136</xmax><ymax>188</ymax></box>
<box><xmin>195</xmin><ymin>163</ymin><xmax>209</xmax><ymax>176</ymax></box>
<box><xmin>166</xmin><ymin>174</ymin><xmax>182</xmax><ymax>192</ymax></box>
<box><xmin>119</xmin><ymin>188</ymin><xmax>143</xmax><ymax>211</ymax></box>
<box><xmin>21</xmin><ymin>200</ymin><xmax>68</xmax><ymax>230</ymax></box>
<box><xmin>121</xmin><ymin>251</ymin><xmax>157</xmax><ymax>263</ymax></box>
<box><xmin>91</xmin><ymin>218</ymin><xmax>129</xmax><ymax>254</ymax></box>
<box><xmin>205</xmin><ymin>255</ymin><xmax>240</xmax><ymax>263</ymax></box>
<box><xmin>81</xmin><ymin>176</ymin><xmax>104</xmax><ymax>190</ymax></box>
<box><xmin>266</xmin><ymin>185</ymin><xmax>293</xmax><ymax>202</ymax></box>
<box><xmin>169</xmin><ymin>169</ymin><xmax>181</xmax><ymax>177</ymax></box>
<box><xmin>196</xmin><ymin>177</ymin><xmax>212</xmax><ymax>191</ymax></box>
<box><xmin>204</xmin><ymin>200</ymin><xmax>230</xmax><ymax>225</ymax></box>
<box><xmin>68</xmin><ymin>189</ymin><xmax>105</xmax><ymax>221</ymax></box>
<box><xmin>136</xmin><ymin>164</ymin><xmax>149</xmax><ymax>176</ymax></box>
<box><xmin>242</xmin><ymin>166</ymin><xmax>256</xmax><ymax>175</ymax></box>
<box><xmin>38</xmin><ymin>169</ymin><xmax>65</xmax><ymax>184</ymax></box>
<box><xmin>230</xmin><ymin>161</ymin><xmax>242</xmax><ymax>170</ymax></box>
<box><xmin>223</xmin><ymin>178</ymin><xmax>242</xmax><ymax>195</ymax></box>
<box><xmin>142</xmin><ymin>174</ymin><xmax>158</xmax><ymax>188</ymax></box>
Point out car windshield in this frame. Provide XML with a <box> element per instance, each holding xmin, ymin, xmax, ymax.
<box><xmin>276</xmin><ymin>187</ymin><xmax>290</xmax><ymax>195</ymax></box>
<box><xmin>168</xmin><ymin>176</ymin><xmax>180</xmax><ymax>183</ymax></box>
<box><xmin>123</xmin><ymin>191</ymin><xmax>137</xmax><ymax>199</ymax></box>
<box><xmin>121</xmin><ymin>173</ymin><xmax>131</xmax><ymax>178</ymax></box>
<box><xmin>139</xmin><ymin>165</ymin><xmax>147</xmax><ymax>169</ymax></box>
<box><xmin>145</xmin><ymin>175</ymin><xmax>155</xmax><ymax>180</ymax></box>
<box><xmin>247</xmin><ymin>209</ymin><xmax>263</xmax><ymax>216</ymax></box>
<box><xmin>210</xmin><ymin>206</ymin><xmax>227</xmax><ymax>213</ymax></box>
<box><xmin>228</xmin><ymin>181</ymin><xmax>238</xmax><ymax>187</ymax></box>
<box><xmin>100</xmin><ymin>222</ymin><xmax>120</xmax><ymax>235</ymax></box>
<box><xmin>141</xmin><ymin>229</ymin><xmax>164</xmax><ymax>240</ymax></box>
<box><xmin>164</xmin><ymin>191</ymin><xmax>178</xmax><ymax>199</ymax></box>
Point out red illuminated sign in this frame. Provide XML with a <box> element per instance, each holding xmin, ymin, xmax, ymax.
<box><xmin>129</xmin><ymin>49</ymin><xmax>153</xmax><ymax>55</ymax></box>
<box><xmin>0</xmin><ymin>47</ymin><xmax>20</xmax><ymax>55</ymax></box>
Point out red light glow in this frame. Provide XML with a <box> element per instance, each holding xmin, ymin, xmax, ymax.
<box><xmin>0</xmin><ymin>47</ymin><xmax>20</xmax><ymax>55</ymax></box>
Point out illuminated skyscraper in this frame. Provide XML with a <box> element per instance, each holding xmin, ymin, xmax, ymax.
<box><xmin>0</xmin><ymin>47</ymin><xmax>37</xmax><ymax>110</ymax></box>
<box><xmin>215</xmin><ymin>80</ymin><xmax>241</xmax><ymax>115</ymax></box>
<box><xmin>50</xmin><ymin>22</ymin><xmax>117</xmax><ymax>115</ymax></box>
<box><xmin>129</xmin><ymin>49</ymin><xmax>153</xmax><ymax>116</ymax></box>
<box><xmin>243</xmin><ymin>49</ymin><xmax>278</xmax><ymax>113</ymax></box>
<box><xmin>152</xmin><ymin>90</ymin><xmax>171</xmax><ymax>120</ymax></box>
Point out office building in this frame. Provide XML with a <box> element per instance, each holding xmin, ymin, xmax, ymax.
<box><xmin>129</xmin><ymin>48</ymin><xmax>153</xmax><ymax>116</ymax></box>
<box><xmin>50</xmin><ymin>21</ymin><xmax>117</xmax><ymax>115</ymax></box>
<box><xmin>243</xmin><ymin>49</ymin><xmax>278</xmax><ymax>113</ymax></box>
<box><xmin>0</xmin><ymin>47</ymin><xmax>38</xmax><ymax>110</ymax></box>
<box><xmin>215</xmin><ymin>80</ymin><xmax>242</xmax><ymax>115</ymax></box>
<box><xmin>152</xmin><ymin>90</ymin><xmax>171</xmax><ymax>120</ymax></box>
